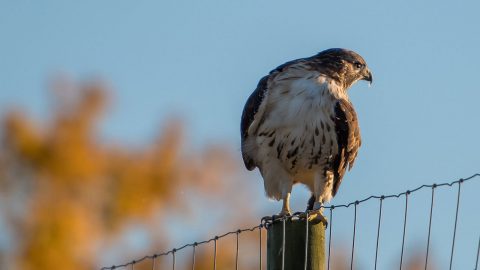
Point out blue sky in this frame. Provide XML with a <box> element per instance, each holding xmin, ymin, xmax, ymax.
<box><xmin>1</xmin><ymin>0</ymin><xmax>479</xmax><ymax>269</ymax></box>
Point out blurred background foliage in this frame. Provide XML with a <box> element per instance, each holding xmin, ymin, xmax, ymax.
<box><xmin>0</xmin><ymin>79</ymin><xmax>435</xmax><ymax>270</ymax></box>
<box><xmin>0</xmin><ymin>79</ymin><xmax>257</xmax><ymax>270</ymax></box>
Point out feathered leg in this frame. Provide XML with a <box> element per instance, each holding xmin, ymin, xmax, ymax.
<box><xmin>308</xmin><ymin>171</ymin><xmax>333</xmax><ymax>226</ymax></box>
<box><xmin>260</xmin><ymin>158</ymin><xmax>293</xmax><ymax>221</ymax></box>
<box><xmin>280</xmin><ymin>192</ymin><xmax>292</xmax><ymax>216</ymax></box>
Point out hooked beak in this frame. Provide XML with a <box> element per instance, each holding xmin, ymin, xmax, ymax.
<box><xmin>363</xmin><ymin>68</ymin><xmax>373</xmax><ymax>84</ymax></box>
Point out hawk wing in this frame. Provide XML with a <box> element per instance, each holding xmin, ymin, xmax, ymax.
<box><xmin>241</xmin><ymin>58</ymin><xmax>308</xmax><ymax>170</ymax></box>
<box><xmin>241</xmin><ymin>75</ymin><xmax>269</xmax><ymax>170</ymax></box>
<box><xmin>332</xmin><ymin>99</ymin><xmax>361</xmax><ymax>196</ymax></box>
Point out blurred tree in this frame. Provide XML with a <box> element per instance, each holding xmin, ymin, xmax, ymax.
<box><xmin>0</xmin><ymin>79</ymin><xmax>252</xmax><ymax>270</ymax></box>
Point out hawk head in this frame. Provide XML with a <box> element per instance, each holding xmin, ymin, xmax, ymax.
<box><xmin>312</xmin><ymin>48</ymin><xmax>372</xmax><ymax>89</ymax></box>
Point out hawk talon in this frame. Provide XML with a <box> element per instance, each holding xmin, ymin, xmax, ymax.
<box><xmin>295</xmin><ymin>211</ymin><xmax>310</xmax><ymax>220</ymax></box>
<box><xmin>293</xmin><ymin>211</ymin><xmax>304</xmax><ymax>217</ymax></box>
<box><xmin>278</xmin><ymin>210</ymin><xmax>292</xmax><ymax>217</ymax></box>
<box><xmin>307</xmin><ymin>210</ymin><xmax>328</xmax><ymax>227</ymax></box>
<box><xmin>262</xmin><ymin>211</ymin><xmax>291</xmax><ymax>224</ymax></box>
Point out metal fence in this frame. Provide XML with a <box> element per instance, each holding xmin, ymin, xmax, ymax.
<box><xmin>101</xmin><ymin>173</ymin><xmax>480</xmax><ymax>270</ymax></box>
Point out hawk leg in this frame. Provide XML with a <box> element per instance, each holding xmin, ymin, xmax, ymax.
<box><xmin>279</xmin><ymin>192</ymin><xmax>292</xmax><ymax>216</ymax></box>
<box><xmin>262</xmin><ymin>192</ymin><xmax>292</xmax><ymax>223</ymax></box>
<box><xmin>308</xmin><ymin>202</ymin><xmax>328</xmax><ymax>226</ymax></box>
<box><xmin>307</xmin><ymin>171</ymin><xmax>332</xmax><ymax>226</ymax></box>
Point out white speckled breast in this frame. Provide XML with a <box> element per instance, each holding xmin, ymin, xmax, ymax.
<box><xmin>255</xmin><ymin>73</ymin><xmax>345</xmax><ymax>177</ymax></box>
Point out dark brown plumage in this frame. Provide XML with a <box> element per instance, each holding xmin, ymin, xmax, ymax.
<box><xmin>332</xmin><ymin>99</ymin><xmax>361</xmax><ymax>196</ymax></box>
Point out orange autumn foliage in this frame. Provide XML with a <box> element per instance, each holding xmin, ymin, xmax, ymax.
<box><xmin>0</xmin><ymin>81</ymin><xmax>248</xmax><ymax>270</ymax></box>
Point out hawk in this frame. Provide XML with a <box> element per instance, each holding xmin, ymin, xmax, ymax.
<box><xmin>241</xmin><ymin>48</ymin><xmax>372</xmax><ymax>223</ymax></box>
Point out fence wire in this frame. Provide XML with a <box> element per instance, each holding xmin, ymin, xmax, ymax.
<box><xmin>101</xmin><ymin>173</ymin><xmax>479</xmax><ymax>270</ymax></box>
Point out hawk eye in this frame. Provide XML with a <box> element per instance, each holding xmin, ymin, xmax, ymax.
<box><xmin>354</xmin><ymin>62</ymin><xmax>364</xmax><ymax>69</ymax></box>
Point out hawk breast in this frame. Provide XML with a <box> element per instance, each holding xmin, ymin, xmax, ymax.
<box><xmin>254</xmin><ymin>72</ymin><xmax>344</xmax><ymax>175</ymax></box>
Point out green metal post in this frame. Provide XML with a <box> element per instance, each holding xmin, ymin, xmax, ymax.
<box><xmin>267</xmin><ymin>218</ymin><xmax>326</xmax><ymax>270</ymax></box>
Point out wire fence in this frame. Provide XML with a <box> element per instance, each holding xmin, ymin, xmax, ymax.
<box><xmin>101</xmin><ymin>173</ymin><xmax>480</xmax><ymax>270</ymax></box>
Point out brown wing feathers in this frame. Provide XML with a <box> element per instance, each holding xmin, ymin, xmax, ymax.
<box><xmin>240</xmin><ymin>75</ymin><xmax>269</xmax><ymax>170</ymax></box>
<box><xmin>332</xmin><ymin>99</ymin><xmax>361</xmax><ymax>196</ymax></box>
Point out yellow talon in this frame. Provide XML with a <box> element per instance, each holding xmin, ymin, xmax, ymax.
<box><xmin>307</xmin><ymin>210</ymin><xmax>328</xmax><ymax>227</ymax></box>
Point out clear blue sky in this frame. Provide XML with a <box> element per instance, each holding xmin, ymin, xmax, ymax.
<box><xmin>1</xmin><ymin>0</ymin><xmax>479</xmax><ymax>269</ymax></box>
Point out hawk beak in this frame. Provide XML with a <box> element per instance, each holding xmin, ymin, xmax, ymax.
<box><xmin>363</xmin><ymin>69</ymin><xmax>373</xmax><ymax>85</ymax></box>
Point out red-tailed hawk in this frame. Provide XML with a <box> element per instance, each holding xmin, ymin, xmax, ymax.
<box><xmin>241</xmin><ymin>48</ymin><xmax>372</xmax><ymax>223</ymax></box>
